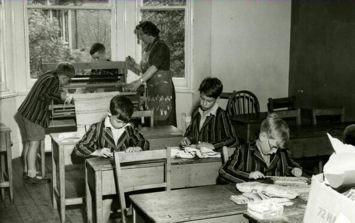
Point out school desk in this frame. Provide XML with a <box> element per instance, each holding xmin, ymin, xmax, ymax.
<box><xmin>85</xmin><ymin>157</ymin><xmax>223</xmax><ymax>223</ymax></box>
<box><xmin>129</xmin><ymin>184</ymin><xmax>248</xmax><ymax>223</ymax></box>
<box><xmin>50</xmin><ymin>125</ymin><xmax>183</xmax><ymax>222</ymax></box>
<box><xmin>0</xmin><ymin>123</ymin><xmax>13</xmax><ymax>203</ymax></box>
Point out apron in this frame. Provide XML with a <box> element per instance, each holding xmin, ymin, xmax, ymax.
<box><xmin>141</xmin><ymin>41</ymin><xmax>177</xmax><ymax>126</ymax></box>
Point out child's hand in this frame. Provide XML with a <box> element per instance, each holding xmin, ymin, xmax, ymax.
<box><xmin>92</xmin><ymin>148</ymin><xmax>113</xmax><ymax>158</ymax></box>
<box><xmin>180</xmin><ymin>137</ymin><xmax>191</xmax><ymax>147</ymax></box>
<box><xmin>291</xmin><ymin>167</ymin><xmax>302</xmax><ymax>177</ymax></box>
<box><xmin>197</xmin><ymin>142</ymin><xmax>215</xmax><ymax>150</ymax></box>
<box><xmin>126</xmin><ymin>147</ymin><xmax>142</xmax><ymax>153</ymax></box>
<box><xmin>249</xmin><ymin>171</ymin><xmax>265</xmax><ymax>179</ymax></box>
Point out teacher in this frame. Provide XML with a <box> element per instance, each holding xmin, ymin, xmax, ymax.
<box><xmin>126</xmin><ymin>21</ymin><xmax>177</xmax><ymax>127</ymax></box>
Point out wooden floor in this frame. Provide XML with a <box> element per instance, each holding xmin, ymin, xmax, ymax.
<box><xmin>0</xmin><ymin>154</ymin><xmax>90</xmax><ymax>223</ymax></box>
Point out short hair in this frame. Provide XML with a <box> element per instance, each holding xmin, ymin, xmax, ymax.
<box><xmin>135</xmin><ymin>21</ymin><xmax>160</xmax><ymax>37</ymax></box>
<box><xmin>109</xmin><ymin>96</ymin><xmax>134</xmax><ymax>121</ymax></box>
<box><xmin>55</xmin><ymin>62</ymin><xmax>75</xmax><ymax>78</ymax></box>
<box><xmin>343</xmin><ymin>124</ymin><xmax>355</xmax><ymax>146</ymax></box>
<box><xmin>90</xmin><ymin>43</ymin><xmax>105</xmax><ymax>55</ymax></box>
<box><xmin>198</xmin><ymin>77</ymin><xmax>223</xmax><ymax>99</ymax></box>
<box><xmin>260</xmin><ymin>113</ymin><xmax>290</xmax><ymax>148</ymax></box>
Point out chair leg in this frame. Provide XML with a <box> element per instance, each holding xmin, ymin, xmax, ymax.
<box><xmin>0</xmin><ymin>153</ymin><xmax>5</xmax><ymax>201</ymax></box>
<box><xmin>132</xmin><ymin>208</ymin><xmax>136</xmax><ymax>223</ymax></box>
<box><xmin>6</xmin><ymin>146</ymin><xmax>13</xmax><ymax>203</ymax></box>
<box><xmin>40</xmin><ymin>140</ymin><xmax>45</xmax><ymax>178</ymax></box>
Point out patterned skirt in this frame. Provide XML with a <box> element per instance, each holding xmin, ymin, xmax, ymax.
<box><xmin>146</xmin><ymin>70</ymin><xmax>177</xmax><ymax>127</ymax></box>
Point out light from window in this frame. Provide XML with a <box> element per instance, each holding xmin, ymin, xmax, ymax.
<box><xmin>141</xmin><ymin>10</ymin><xmax>185</xmax><ymax>78</ymax></box>
<box><xmin>27</xmin><ymin>1</ymin><xmax>111</xmax><ymax>78</ymax></box>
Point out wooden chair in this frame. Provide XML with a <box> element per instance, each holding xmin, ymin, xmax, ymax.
<box><xmin>221</xmin><ymin>90</ymin><xmax>260</xmax><ymax>116</ymax></box>
<box><xmin>0</xmin><ymin>123</ymin><xmax>14</xmax><ymax>203</ymax></box>
<box><xmin>267</xmin><ymin>96</ymin><xmax>301</xmax><ymax>125</ymax></box>
<box><xmin>113</xmin><ymin>148</ymin><xmax>171</xmax><ymax>223</ymax></box>
<box><xmin>311</xmin><ymin>107</ymin><xmax>345</xmax><ymax>125</ymax></box>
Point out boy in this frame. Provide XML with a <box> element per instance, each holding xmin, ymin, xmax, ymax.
<box><xmin>16</xmin><ymin>62</ymin><xmax>75</xmax><ymax>184</ymax></box>
<box><xmin>71</xmin><ymin>95</ymin><xmax>149</xmax><ymax>162</ymax></box>
<box><xmin>180</xmin><ymin>77</ymin><xmax>238</xmax><ymax>151</ymax></box>
<box><xmin>89</xmin><ymin>42</ymin><xmax>118</xmax><ymax>76</ymax></box>
<box><xmin>218</xmin><ymin>113</ymin><xmax>302</xmax><ymax>183</ymax></box>
<box><xmin>71</xmin><ymin>95</ymin><xmax>149</xmax><ymax>223</ymax></box>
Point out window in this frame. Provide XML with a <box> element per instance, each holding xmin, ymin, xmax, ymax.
<box><xmin>0</xmin><ymin>0</ymin><xmax>5</xmax><ymax>91</ymax></box>
<box><xmin>26</xmin><ymin>0</ymin><xmax>114</xmax><ymax>78</ymax></box>
<box><xmin>138</xmin><ymin>0</ymin><xmax>191</xmax><ymax>87</ymax></box>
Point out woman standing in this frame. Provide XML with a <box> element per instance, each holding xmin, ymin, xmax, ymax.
<box><xmin>126</xmin><ymin>21</ymin><xmax>176</xmax><ymax>126</ymax></box>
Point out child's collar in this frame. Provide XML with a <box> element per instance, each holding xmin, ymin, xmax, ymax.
<box><xmin>198</xmin><ymin>103</ymin><xmax>219</xmax><ymax>117</ymax></box>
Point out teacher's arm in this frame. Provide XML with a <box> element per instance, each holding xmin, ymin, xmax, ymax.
<box><xmin>127</xmin><ymin>65</ymin><xmax>158</xmax><ymax>91</ymax></box>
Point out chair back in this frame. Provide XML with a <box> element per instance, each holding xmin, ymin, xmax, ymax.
<box><xmin>221</xmin><ymin>90</ymin><xmax>260</xmax><ymax>116</ymax></box>
<box><xmin>267</xmin><ymin>96</ymin><xmax>301</xmax><ymax>125</ymax></box>
<box><xmin>312</xmin><ymin>107</ymin><xmax>345</xmax><ymax>125</ymax></box>
<box><xmin>113</xmin><ymin>148</ymin><xmax>171</xmax><ymax>223</ymax></box>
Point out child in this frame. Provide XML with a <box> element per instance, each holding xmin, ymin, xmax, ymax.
<box><xmin>343</xmin><ymin>124</ymin><xmax>355</xmax><ymax>146</ymax></box>
<box><xmin>180</xmin><ymin>77</ymin><xmax>238</xmax><ymax>151</ymax></box>
<box><xmin>89</xmin><ymin>42</ymin><xmax>118</xmax><ymax>76</ymax></box>
<box><xmin>71</xmin><ymin>95</ymin><xmax>149</xmax><ymax>162</ymax></box>
<box><xmin>16</xmin><ymin>62</ymin><xmax>75</xmax><ymax>184</ymax></box>
<box><xmin>71</xmin><ymin>95</ymin><xmax>149</xmax><ymax>223</ymax></box>
<box><xmin>218</xmin><ymin>113</ymin><xmax>302</xmax><ymax>183</ymax></box>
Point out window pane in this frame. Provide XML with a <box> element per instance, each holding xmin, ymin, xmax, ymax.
<box><xmin>28</xmin><ymin>9</ymin><xmax>111</xmax><ymax>78</ymax></box>
<box><xmin>142</xmin><ymin>10</ymin><xmax>185</xmax><ymax>78</ymax></box>
<box><xmin>143</xmin><ymin>0</ymin><xmax>186</xmax><ymax>7</ymax></box>
<box><xmin>27</xmin><ymin>0</ymin><xmax>110</xmax><ymax>7</ymax></box>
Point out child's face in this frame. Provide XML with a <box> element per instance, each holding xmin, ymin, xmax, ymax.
<box><xmin>199</xmin><ymin>93</ymin><xmax>217</xmax><ymax>111</ymax></box>
<box><xmin>91</xmin><ymin>51</ymin><xmax>106</xmax><ymax>61</ymax></box>
<box><xmin>58</xmin><ymin>74</ymin><xmax>71</xmax><ymax>86</ymax></box>
<box><xmin>259</xmin><ymin>132</ymin><xmax>281</xmax><ymax>155</ymax></box>
<box><xmin>109</xmin><ymin>109</ymin><xmax>129</xmax><ymax>129</ymax></box>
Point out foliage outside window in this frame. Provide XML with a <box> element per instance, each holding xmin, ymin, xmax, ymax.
<box><xmin>140</xmin><ymin>0</ymin><xmax>186</xmax><ymax>78</ymax></box>
<box><xmin>26</xmin><ymin>0</ymin><xmax>112</xmax><ymax>78</ymax></box>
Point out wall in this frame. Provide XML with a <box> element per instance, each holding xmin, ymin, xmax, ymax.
<box><xmin>289</xmin><ymin>2</ymin><xmax>355</xmax><ymax>121</ymax></box>
<box><xmin>211</xmin><ymin>1</ymin><xmax>292</xmax><ymax>111</ymax></box>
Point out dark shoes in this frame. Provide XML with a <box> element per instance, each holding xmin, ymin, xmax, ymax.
<box><xmin>24</xmin><ymin>175</ymin><xmax>49</xmax><ymax>184</ymax></box>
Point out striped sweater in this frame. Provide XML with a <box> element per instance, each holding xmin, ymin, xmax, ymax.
<box><xmin>18</xmin><ymin>72</ymin><xmax>62</xmax><ymax>128</ymax></box>
<box><xmin>218</xmin><ymin>142</ymin><xmax>301</xmax><ymax>183</ymax></box>
<box><xmin>71</xmin><ymin>120</ymin><xmax>149</xmax><ymax>163</ymax></box>
<box><xmin>184</xmin><ymin>107</ymin><xmax>238</xmax><ymax>151</ymax></box>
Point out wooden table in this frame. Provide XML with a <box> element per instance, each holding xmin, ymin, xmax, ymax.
<box><xmin>0</xmin><ymin>123</ymin><xmax>13</xmax><ymax>203</ymax></box>
<box><xmin>85</xmin><ymin>157</ymin><xmax>223</xmax><ymax>223</ymax></box>
<box><xmin>130</xmin><ymin>184</ymin><xmax>248</xmax><ymax>223</ymax></box>
<box><xmin>50</xmin><ymin>125</ymin><xmax>183</xmax><ymax>222</ymax></box>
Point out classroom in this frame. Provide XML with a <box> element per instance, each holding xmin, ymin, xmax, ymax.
<box><xmin>1</xmin><ymin>0</ymin><xmax>355</xmax><ymax>223</ymax></box>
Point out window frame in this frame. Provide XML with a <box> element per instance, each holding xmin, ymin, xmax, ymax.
<box><xmin>0</xmin><ymin>0</ymin><xmax>6</xmax><ymax>92</ymax></box>
<box><xmin>137</xmin><ymin>0</ymin><xmax>192</xmax><ymax>90</ymax></box>
<box><xmin>24</xmin><ymin>0</ymin><xmax>117</xmax><ymax>83</ymax></box>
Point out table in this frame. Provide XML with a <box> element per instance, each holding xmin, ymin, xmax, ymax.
<box><xmin>85</xmin><ymin>157</ymin><xmax>223</xmax><ymax>223</ymax></box>
<box><xmin>130</xmin><ymin>184</ymin><xmax>248</xmax><ymax>223</ymax></box>
<box><xmin>0</xmin><ymin>123</ymin><xmax>13</xmax><ymax>203</ymax></box>
<box><xmin>50</xmin><ymin>125</ymin><xmax>183</xmax><ymax>222</ymax></box>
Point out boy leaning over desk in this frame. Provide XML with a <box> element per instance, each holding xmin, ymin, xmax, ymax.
<box><xmin>16</xmin><ymin>62</ymin><xmax>75</xmax><ymax>184</ymax></box>
<box><xmin>180</xmin><ymin>77</ymin><xmax>238</xmax><ymax>151</ymax></box>
<box><xmin>218</xmin><ymin>113</ymin><xmax>303</xmax><ymax>183</ymax></box>
<box><xmin>71</xmin><ymin>95</ymin><xmax>149</xmax><ymax>223</ymax></box>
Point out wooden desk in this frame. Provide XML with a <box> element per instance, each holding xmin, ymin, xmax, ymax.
<box><xmin>50</xmin><ymin>125</ymin><xmax>183</xmax><ymax>222</ymax></box>
<box><xmin>243</xmin><ymin>198</ymin><xmax>306</xmax><ymax>223</ymax></box>
<box><xmin>130</xmin><ymin>184</ymin><xmax>248</xmax><ymax>223</ymax></box>
<box><xmin>0</xmin><ymin>123</ymin><xmax>13</xmax><ymax>203</ymax></box>
<box><xmin>85</xmin><ymin>157</ymin><xmax>223</xmax><ymax>223</ymax></box>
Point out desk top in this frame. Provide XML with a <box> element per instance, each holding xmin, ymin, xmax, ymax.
<box><xmin>86</xmin><ymin>156</ymin><xmax>221</xmax><ymax>172</ymax></box>
<box><xmin>130</xmin><ymin>184</ymin><xmax>245</xmax><ymax>223</ymax></box>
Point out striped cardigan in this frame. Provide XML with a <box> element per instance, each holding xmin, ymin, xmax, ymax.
<box><xmin>218</xmin><ymin>142</ymin><xmax>301</xmax><ymax>183</ymax></box>
<box><xmin>71</xmin><ymin>120</ymin><xmax>149</xmax><ymax>163</ymax></box>
<box><xmin>18</xmin><ymin>72</ymin><xmax>62</xmax><ymax>128</ymax></box>
<box><xmin>184</xmin><ymin>107</ymin><xmax>238</xmax><ymax>151</ymax></box>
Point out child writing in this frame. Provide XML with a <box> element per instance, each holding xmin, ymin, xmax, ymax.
<box><xmin>219</xmin><ymin>113</ymin><xmax>302</xmax><ymax>183</ymax></box>
<box><xmin>16</xmin><ymin>62</ymin><xmax>75</xmax><ymax>184</ymax></box>
<box><xmin>71</xmin><ymin>95</ymin><xmax>149</xmax><ymax>222</ymax></box>
<box><xmin>180</xmin><ymin>77</ymin><xmax>238</xmax><ymax>151</ymax></box>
